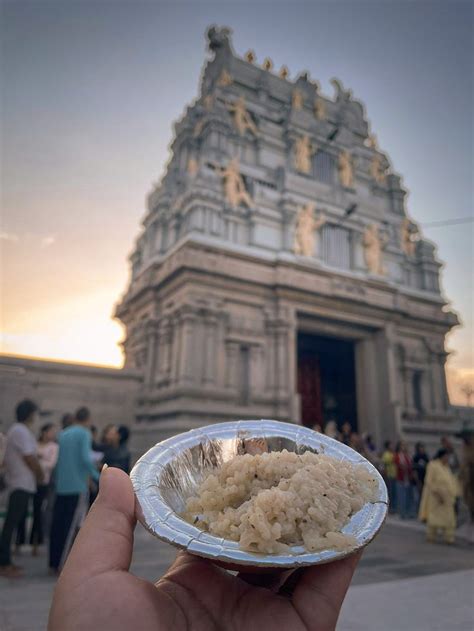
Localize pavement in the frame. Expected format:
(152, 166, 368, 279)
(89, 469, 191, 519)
(0, 521, 473, 631)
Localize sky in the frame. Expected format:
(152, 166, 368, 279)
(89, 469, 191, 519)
(0, 0, 472, 404)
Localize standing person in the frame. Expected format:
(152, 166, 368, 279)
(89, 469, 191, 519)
(30, 423, 58, 555)
(49, 407, 100, 574)
(324, 420, 339, 440)
(340, 422, 352, 446)
(419, 448, 460, 544)
(440, 436, 460, 474)
(61, 413, 74, 431)
(117, 425, 132, 474)
(458, 430, 474, 543)
(102, 425, 131, 473)
(15, 422, 59, 555)
(394, 441, 413, 519)
(381, 441, 397, 512)
(413, 442, 430, 510)
(0, 400, 43, 577)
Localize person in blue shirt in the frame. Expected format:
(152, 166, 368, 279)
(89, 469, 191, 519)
(49, 407, 100, 573)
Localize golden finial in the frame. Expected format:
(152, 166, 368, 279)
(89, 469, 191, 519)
(262, 57, 273, 71)
(279, 65, 289, 79)
(245, 50, 256, 63)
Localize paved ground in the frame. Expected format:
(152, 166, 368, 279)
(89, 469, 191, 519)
(0, 520, 473, 631)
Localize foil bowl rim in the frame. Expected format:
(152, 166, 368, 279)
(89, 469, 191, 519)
(130, 419, 389, 568)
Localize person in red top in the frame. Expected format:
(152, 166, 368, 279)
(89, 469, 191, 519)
(394, 440, 414, 519)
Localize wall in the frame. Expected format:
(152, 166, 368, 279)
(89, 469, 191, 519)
(0, 355, 142, 435)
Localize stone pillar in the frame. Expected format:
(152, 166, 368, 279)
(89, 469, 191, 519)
(178, 309, 197, 385)
(438, 353, 450, 411)
(250, 345, 264, 394)
(203, 314, 218, 385)
(225, 342, 239, 390)
(145, 320, 159, 387)
(280, 205, 297, 252)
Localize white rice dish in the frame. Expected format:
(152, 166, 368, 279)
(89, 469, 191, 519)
(183, 449, 379, 554)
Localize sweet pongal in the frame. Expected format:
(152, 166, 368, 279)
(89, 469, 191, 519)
(183, 449, 379, 554)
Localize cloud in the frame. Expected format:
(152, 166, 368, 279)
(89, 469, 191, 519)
(0, 232, 19, 243)
(40, 235, 56, 248)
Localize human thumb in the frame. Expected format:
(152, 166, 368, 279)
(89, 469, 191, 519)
(59, 466, 137, 587)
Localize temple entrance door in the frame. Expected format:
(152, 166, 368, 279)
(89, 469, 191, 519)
(297, 332, 358, 431)
(297, 354, 323, 428)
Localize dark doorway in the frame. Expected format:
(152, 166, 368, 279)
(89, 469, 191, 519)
(297, 333, 358, 431)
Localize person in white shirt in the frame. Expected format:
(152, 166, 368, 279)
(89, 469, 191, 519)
(16, 423, 59, 555)
(0, 400, 43, 577)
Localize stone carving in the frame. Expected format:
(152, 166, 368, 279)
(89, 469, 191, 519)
(401, 218, 419, 257)
(245, 50, 256, 63)
(294, 135, 316, 174)
(366, 133, 378, 149)
(338, 150, 354, 188)
(207, 26, 232, 55)
(292, 89, 304, 110)
(363, 223, 387, 275)
(217, 69, 233, 87)
(187, 157, 199, 177)
(262, 57, 273, 71)
(215, 157, 252, 208)
(293, 202, 326, 257)
(227, 96, 258, 136)
(330, 78, 352, 103)
(203, 94, 214, 111)
(279, 66, 289, 79)
(193, 118, 205, 137)
(370, 154, 387, 185)
(314, 97, 326, 121)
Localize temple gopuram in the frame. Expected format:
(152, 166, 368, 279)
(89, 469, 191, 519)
(115, 26, 459, 450)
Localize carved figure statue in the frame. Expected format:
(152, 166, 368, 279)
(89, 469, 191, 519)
(217, 69, 233, 87)
(203, 94, 214, 111)
(279, 66, 289, 79)
(370, 153, 386, 185)
(401, 218, 418, 257)
(330, 78, 352, 103)
(292, 89, 304, 110)
(215, 157, 252, 208)
(294, 135, 316, 174)
(245, 50, 256, 63)
(293, 202, 326, 257)
(187, 157, 199, 177)
(227, 96, 258, 136)
(338, 150, 354, 188)
(314, 97, 326, 121)
(363, 224, 387, 275)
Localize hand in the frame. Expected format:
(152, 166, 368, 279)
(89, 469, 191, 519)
(48, 467, 360, 631)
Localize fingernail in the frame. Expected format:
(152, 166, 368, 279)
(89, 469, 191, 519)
(101, 463, 108, 473)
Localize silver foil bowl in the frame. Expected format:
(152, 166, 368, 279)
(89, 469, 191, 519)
(131, 420, 388, 568)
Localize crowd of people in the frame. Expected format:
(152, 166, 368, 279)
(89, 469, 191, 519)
(314, 420, 472, 545)
(0, 399, 131, 578)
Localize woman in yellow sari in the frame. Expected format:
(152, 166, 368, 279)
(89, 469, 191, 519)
(419, 448, 460, 544)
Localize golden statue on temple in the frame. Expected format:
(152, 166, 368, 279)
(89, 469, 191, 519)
(217, 69, 233, 87)
(203, 94, 214, 111)
(245, 50, 256, 63)
(294, 135, 316, 175)
(293, 202, 326, 257)
(363, 224, 387, 275)
(401, 218, 418, 257)
(292, 89, 304, 110)
(227, 96, 258, 136)
(338, 150, 354, 188)
(279, 65, 289, 79)
(370, 154, 386, 185)
(187, 157, 199, 178)
(215, 157, 253, 208)
(314, 97, 326, 121)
